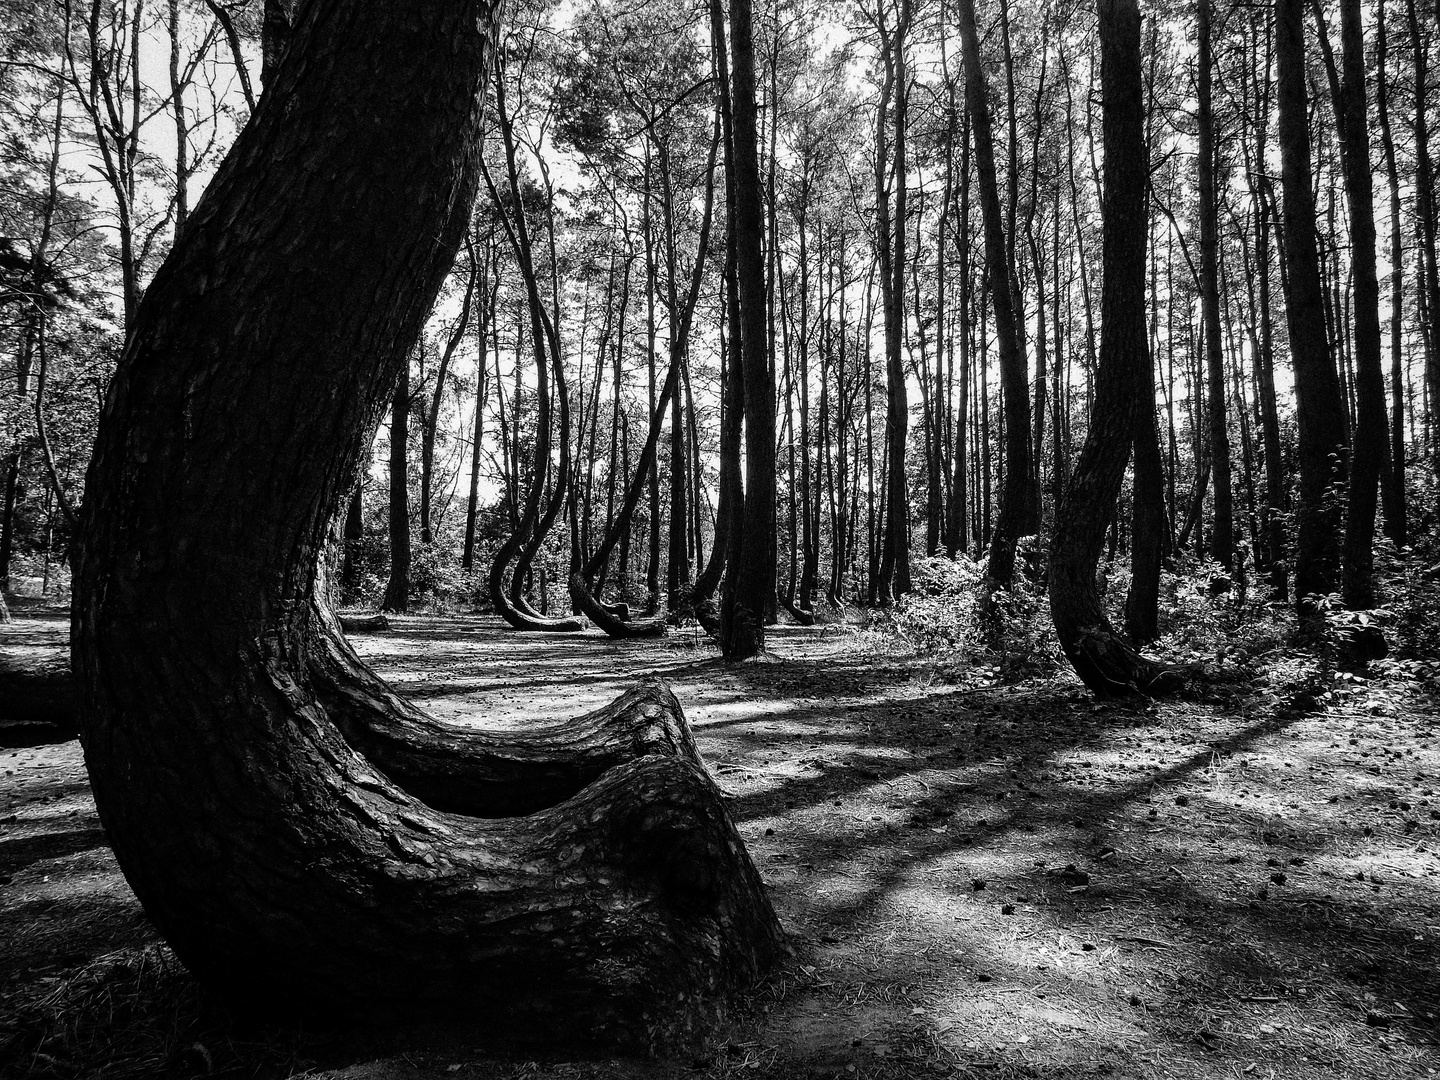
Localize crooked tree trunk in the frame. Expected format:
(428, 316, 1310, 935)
(481, 65, 581, 635)
(1049, 0, 1175, 698)
(567, 359, 679, 639)
(72, 0, 781, 1045)
(570, 116, 718, 640)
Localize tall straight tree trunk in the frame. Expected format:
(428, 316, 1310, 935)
(1337, 0, 1390, 609)
(864, 262, 879, 602)
(955, 0, 1031, 590)
(1376, 0, 1407, 548)
(1277, 0, 1349, 620)
(695, 0, 740, 612)
(421, 243, 478, 545)
(1411, 0, 1440, 504)
(797, 173, 818, 611)
(654, 141, 690, 608)
(73, 0, 781, 1041)
(1050, 0, 1171, 695)
(382, 364, 410, 613)
(1, 446, 20, 590)
(462, 246, 495, 572)
(874, 0, 913, 603)
(643, 153, 662, 611)
(948, 112, 971, 558)
(1125, 216, 1164, 645)
(1244, 13, 1288, 598)
(664, 164, 690, 608)
(341, 479, 363, 601)
(720, 0, 775, 658)
(1198, 0, 1233, 572)
(933, 96, 953, 556)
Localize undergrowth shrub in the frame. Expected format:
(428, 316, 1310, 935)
(879, 553, 1063, 680)
(872, 548, 1294, 684)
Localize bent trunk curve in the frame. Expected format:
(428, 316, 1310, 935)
(72, 0, 779, 1047)
(568, 573, 667, 638)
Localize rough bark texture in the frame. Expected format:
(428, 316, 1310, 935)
(1048, 0, 1175, 698)
(876, 0, 913, 604)
(1125, 399, 1164, 644)
(1198, 0, 1233, 572)
(1410, 0, 1440, 523)
(382, 369, 411, 614)
(955, 0, 1032, 590)
(720, 0, 775, 661)
(71, 0, 781, 1046)
(1277, 0, 1348, 619)
(1374, 0, 1406, 551)
(1337, 0, 1390, 610)
(569, 575, 667, 638)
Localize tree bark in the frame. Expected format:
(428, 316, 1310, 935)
(341, 479, 363, 602)
(421, 242, 478, 546)
(1277, 0, 1349, 620)
(1337, 0, 1391, 610)
(720, 0, 775, 660)
(1125, 366, 1165, 644)
(1375, 0, 1407, 549)
(260, 0, 293, 87)
(461, 242, 494, 572)
(480, 60, 581, 634)
(955, 0, 1032, 590)
(875, 0, 914, 604)
(71, 0, 781, 1044)
(1049, 0, 1174, 697)
(1198, 0, 1234, 572)
(381, 365, 411, 614)
(1410, 0, 1440, 515)
(1245, 15, 1288, 599)
(693, 0, 741, 617)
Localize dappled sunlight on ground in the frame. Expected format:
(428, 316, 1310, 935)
(2, 613, 1438, 1078)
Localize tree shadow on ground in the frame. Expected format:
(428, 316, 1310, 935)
(3, 615, 1437, 1079)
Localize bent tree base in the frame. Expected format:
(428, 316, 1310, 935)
(1048, 0, 1179, 702)
(72, 0, 780, 1050)
(570, 574, 668, 638)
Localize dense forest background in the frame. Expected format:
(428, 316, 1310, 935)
(2, 0, 1439, 673)
(6, 0, 1440, 1074)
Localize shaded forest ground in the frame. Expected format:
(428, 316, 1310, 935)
(2, 604, 1439, 1079)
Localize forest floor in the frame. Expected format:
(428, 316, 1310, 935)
(2, 602, 1440, 1079)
